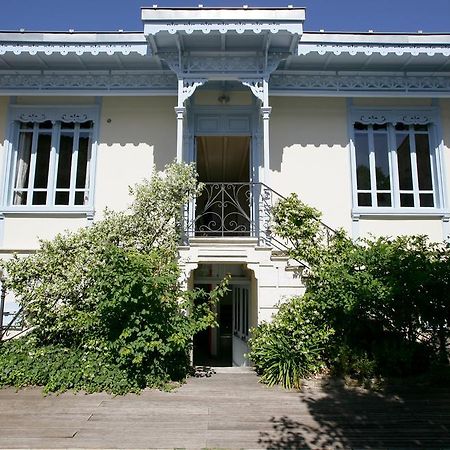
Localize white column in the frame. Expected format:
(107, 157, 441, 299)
(175, 78, 185, 163)
(261, 106, 272, 185)
(175, 106, 185, 163)
(261, 79, 271, 185)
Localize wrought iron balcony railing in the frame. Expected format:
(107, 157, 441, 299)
(182, 182, 336, 254)
(183, 182, 275, 245)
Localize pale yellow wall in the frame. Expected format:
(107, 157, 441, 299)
(2, 216, 88, 250)
(270, 96, 353, 232)
(352, 98, 432, 107)
(194, 90, 253, 106)
(359, 218, 443, 242)
(95, 96, 177, 214)
(16, 96, 97, 105)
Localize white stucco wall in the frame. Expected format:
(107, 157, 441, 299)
(95, 96, 177, 214)
(3, 216, 88, 250)
(270, 96, 353, 232)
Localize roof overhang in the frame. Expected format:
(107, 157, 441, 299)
(141, 7, 305, 75)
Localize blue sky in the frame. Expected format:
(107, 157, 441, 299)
(0, 0, 448, 33)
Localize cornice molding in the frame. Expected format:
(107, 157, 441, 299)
(297, 43, 450, 57)
(270, 73, 450, 94)
(144, 21, 302, 36)
(1, 70, 449, 96)
(0, 43, 149, 56)
(0, 71, 177, 92)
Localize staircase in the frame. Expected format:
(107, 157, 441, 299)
(179, 181, 335, 322)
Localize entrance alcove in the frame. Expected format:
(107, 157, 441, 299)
(192, 263, 256, 367)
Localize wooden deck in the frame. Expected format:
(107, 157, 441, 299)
(0, 369, 449, 449)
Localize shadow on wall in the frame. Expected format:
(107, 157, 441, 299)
(269, 97, 349, 174)
(100, 96, 177, 171)
(258, 379, 450, 449)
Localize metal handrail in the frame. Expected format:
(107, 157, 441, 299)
(182, 181, 337, 258)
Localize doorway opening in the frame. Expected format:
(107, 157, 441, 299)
(195, 136, 252, 236)
(193, 263, 252, 367)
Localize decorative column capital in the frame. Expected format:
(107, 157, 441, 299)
(261, 106, 272, 119)
(174, 106, 186, 119)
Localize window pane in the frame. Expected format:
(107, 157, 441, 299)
(354, 122, 368, 131)
(396, 133, 413, 190)
(80, 120, 93, 129)
(355, 133, 371, 190)
(75, 191, 87, 205)
(358, 193, 372, 206)
(61, 122, 75, 130)
(13, 191, 27, 205)
(55, 191, 70, 205)
(14, 131, 33, 190)
(374, 133, 390, 190)
(420, 193, 434, 207)
(56, 132, 73, 189)
(395, 123, 409, 131)
(33, 133, 51, 189)
(400, 193, 414, 207)
(39, 120, 52, 130)
(32, 191, 47, 205)
(76, 133, 91, 189)
(377, 193, 392, 207)
(415, 133, 432, 190)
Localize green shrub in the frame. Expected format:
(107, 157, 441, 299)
(248, 295, 333, 389)
(0, 162, 228, 394)
(251, 194, 450, 387)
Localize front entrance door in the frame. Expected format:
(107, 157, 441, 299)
(194, 136, 252, 237)
(232, 285, 250, 367)
(192, 264, 251, 367)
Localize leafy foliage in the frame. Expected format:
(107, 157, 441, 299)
(250, 194, 450, 388)
(248, 295, 333, 389)
(0, 162, 226, 394)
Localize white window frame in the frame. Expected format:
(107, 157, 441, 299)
(1, 105, 99, 213)
(349, 106, 447, 217)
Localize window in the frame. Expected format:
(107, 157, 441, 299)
(7, 108, 97, 208)
(233, 286, 249, 340)
(351, 109, 441, 210)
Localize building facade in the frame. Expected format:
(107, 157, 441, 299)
(1, 7, 450, 365)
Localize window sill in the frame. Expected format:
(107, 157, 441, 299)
(352, 208, 450, 219)
(0, 206, 94, 216)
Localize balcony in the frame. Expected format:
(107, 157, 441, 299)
(183, 182, 278, 246)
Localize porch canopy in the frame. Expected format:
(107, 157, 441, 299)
(0, 6, 448, 96)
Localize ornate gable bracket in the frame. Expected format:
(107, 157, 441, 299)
(179, 78, 207, 105)
(265, 52, 290, 76)
(10, 106, 99, 124)
(158, 52, 181, 74)
(241, 79, 265, 103)
(350, 108, 438, 126)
